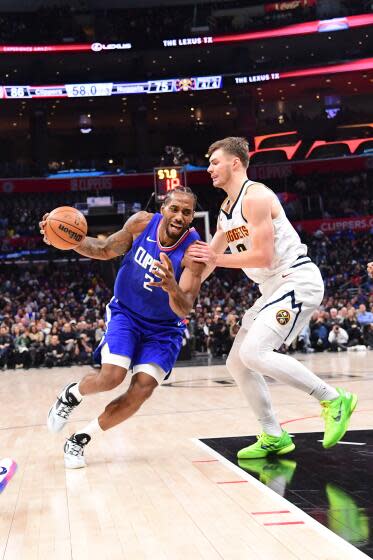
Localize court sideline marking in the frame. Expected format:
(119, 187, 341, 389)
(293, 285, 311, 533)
(192, 437, 371, 560)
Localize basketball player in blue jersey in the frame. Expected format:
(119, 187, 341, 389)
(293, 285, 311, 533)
(40, 187, 203, 468)
(189, 137, 357, 459)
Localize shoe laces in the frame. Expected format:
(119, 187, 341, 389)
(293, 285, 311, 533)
(320, 397, 340, 421)
(256, 432, 275, 445)
(67, 438, 84, 457)
(57, 398, 75, 419)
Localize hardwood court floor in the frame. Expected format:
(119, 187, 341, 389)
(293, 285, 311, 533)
(0, 351, 372, 560)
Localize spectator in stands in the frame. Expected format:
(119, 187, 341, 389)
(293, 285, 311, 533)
(94, 319, 106, 344)
(328, 324, 348, 352)
(357, 304, 373, 326)
(59, 322, 77, 364)
(28, 323, 45, 367)
(310, 311, 330, 351)
(210, 316, 230, 357)
(0, 325, 14, 370)
(364, 324, 373, 349)
(44, 334, 69, 368)
(329, 308, 344, 325)
(13, 324, 31, 369)
(74, 333, 93, 365)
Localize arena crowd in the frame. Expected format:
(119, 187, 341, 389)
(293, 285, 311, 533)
(0, 229, 372, 369)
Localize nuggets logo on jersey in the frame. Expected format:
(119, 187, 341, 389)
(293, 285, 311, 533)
(276, 309, 291, 325)
(225, 225, 249, 244)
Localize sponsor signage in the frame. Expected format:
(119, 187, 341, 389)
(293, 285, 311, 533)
(0, 14, 371, 54)
(293, 215, 373, 234)
(0, 155, 370, 194)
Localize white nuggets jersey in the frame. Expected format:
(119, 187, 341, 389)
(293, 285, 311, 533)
(218, 180, 308, 285)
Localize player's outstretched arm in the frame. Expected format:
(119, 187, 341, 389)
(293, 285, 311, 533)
(40, 211, 152, 260)
(148, 253, 204, 318)
(188, 193, 274, 269)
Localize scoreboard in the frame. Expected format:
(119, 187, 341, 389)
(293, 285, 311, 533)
(0, 76, 222, 99)
(153, 166, 186, 202)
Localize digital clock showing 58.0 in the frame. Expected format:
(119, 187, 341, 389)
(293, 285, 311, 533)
(153, 166, 186, 201)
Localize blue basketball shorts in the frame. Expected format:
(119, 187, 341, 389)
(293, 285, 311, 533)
(94, 297, 184, 378)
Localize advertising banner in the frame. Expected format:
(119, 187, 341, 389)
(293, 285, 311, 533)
(293, 215, 373, 234)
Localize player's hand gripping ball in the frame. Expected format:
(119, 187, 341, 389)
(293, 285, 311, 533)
(40, 206, 87, 250)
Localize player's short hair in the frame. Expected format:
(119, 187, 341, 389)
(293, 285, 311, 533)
(207, 137, 250, 169)
(163, 186, 197, 210)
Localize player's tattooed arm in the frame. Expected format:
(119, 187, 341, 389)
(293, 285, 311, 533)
(148, 253, 204, 317)
(74, 211, 153, 260)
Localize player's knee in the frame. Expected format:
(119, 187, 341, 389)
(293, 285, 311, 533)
(238, 338, 267, 371)
(98, 366, 126, 391)
(130, 378, 157, 402)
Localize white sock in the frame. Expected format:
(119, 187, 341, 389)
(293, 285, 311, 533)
(259, 414, 283, 437)
(310, 384, 339, 402)
(69, 382, 83, 402)
(75, 418, 102, 439)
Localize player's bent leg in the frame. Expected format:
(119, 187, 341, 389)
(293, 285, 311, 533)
(48, 362, 128, 434)
(98, 372, 158, 431)
(64, 367, 162, 469)
(79, 362, 128, 395)
(238, 321, 357, 449)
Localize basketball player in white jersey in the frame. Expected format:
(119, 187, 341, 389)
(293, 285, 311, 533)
(368, 262, 373, 278)
(188, 137, 357, 459)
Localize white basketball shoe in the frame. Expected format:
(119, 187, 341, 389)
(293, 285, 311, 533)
(47, 383, 81, 433)
(64, 433, 91, 469)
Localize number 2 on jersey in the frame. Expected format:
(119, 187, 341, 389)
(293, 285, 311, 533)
(144, 273, 154, 292)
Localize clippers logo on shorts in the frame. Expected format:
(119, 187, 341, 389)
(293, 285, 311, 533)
(276, 309, 291, 325)
(225, 225, 249, 244)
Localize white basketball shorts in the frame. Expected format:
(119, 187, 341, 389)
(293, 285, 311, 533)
(241, 261, 324, 347)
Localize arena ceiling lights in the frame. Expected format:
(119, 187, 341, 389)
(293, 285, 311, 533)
(0, 14, 371, 54)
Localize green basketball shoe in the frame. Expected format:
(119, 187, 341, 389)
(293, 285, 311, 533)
(237, 430, 295, 460)
(321, 387, 358, 449)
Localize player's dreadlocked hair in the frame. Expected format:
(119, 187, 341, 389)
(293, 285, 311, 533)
(163, 186, 197, 209)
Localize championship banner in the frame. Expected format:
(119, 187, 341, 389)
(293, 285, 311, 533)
(293, 215, 373, 234)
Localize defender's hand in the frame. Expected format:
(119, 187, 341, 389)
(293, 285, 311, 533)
(148, 253, 178, 293)
(187, 240, 217, 266)
(39, 212, 51, 245)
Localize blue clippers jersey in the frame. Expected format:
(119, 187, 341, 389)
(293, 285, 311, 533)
(114, 213, 200, 324)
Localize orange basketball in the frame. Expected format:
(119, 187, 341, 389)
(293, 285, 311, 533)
(45, 206, 87, 250)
